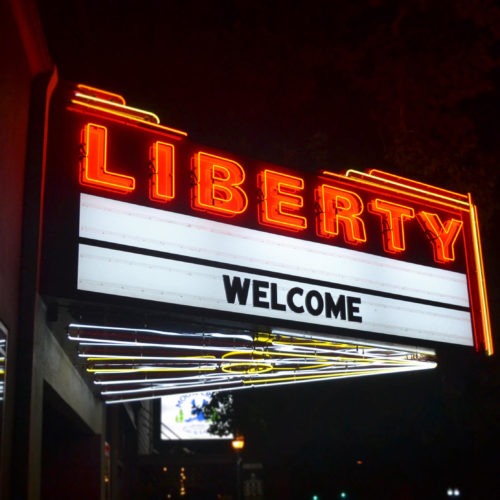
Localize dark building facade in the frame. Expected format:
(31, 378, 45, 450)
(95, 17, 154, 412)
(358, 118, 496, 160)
(0, 2, 108, 498)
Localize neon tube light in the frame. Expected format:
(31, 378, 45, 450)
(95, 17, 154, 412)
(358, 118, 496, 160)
(68, 323, 436, 403)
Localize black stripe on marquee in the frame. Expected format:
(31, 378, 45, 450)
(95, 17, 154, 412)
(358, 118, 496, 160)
(79, 237, 470, 313)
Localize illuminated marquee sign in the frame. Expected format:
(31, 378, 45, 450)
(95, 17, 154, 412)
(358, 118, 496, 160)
(41, 84, 493, 355)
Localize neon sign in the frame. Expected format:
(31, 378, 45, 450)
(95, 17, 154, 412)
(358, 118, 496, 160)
(80, 123, 135, 193)
(77, 120, 465, 265)
(40, 83, 493, 356)
(367, 199, 414, 253)
(316, 184, 367, 245)
(192, 151, 248, 216)
(416, 211, 463, 263)
(149, 141, 175, 203)
(258, 169, 307, 231)
(67, 323, 437, 404)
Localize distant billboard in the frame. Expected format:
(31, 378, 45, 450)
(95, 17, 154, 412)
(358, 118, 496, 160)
(41, 83, 493, 355)
(160, 391, 231, 441)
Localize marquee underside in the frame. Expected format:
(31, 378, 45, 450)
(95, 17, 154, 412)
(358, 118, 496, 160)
(68, 324, 437, 404)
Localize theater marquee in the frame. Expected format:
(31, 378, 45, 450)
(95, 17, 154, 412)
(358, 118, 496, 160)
(41, 83, 493, 358)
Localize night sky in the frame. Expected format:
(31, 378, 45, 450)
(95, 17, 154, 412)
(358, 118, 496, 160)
(38, 1, 500, 497)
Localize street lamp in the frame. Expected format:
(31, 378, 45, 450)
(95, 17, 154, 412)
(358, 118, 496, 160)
(232, 435, 245, 452)
(231, 435, 245, 500)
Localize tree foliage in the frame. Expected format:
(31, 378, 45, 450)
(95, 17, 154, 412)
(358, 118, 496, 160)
(202, 392, 235, 437)
(334, 0, 500, 224)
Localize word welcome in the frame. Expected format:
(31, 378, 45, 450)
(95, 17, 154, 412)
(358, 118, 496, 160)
(222, 275, 362, 322)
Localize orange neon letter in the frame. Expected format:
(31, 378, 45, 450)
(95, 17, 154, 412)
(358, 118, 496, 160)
(368, 199, 415, 253)
(80, 123, 135, 193)
(258, 170, 307, 231)
(191, 152, 248, 216)
(316, 185, 366, 244)
(149, 141, 175, 202)
(417, 211, 463, 263)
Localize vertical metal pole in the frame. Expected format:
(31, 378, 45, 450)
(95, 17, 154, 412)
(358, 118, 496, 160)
(236, 454, 242, 500)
